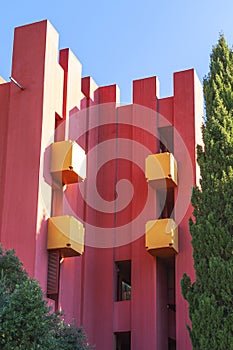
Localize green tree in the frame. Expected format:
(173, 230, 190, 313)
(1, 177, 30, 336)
(0, 246, 92, 349)
(52, 318, 92, 350)
(0, 278, 57, 349)
(181, 35, 233, 349)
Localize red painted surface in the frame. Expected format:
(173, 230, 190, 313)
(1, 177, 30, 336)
(114, 300, 131, 331)
(0, 82, 10, 240)
(0, 20, 203, 350)
(1, 21, 50, 277)
(159, 97, 173, 126)
(173, 69, 199, 350)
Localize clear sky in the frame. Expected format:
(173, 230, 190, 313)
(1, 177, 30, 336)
(1, 0, 233, 103)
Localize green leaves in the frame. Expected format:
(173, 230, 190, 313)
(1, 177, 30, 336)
(0, 246, 27, 293)
(181, 35, 233, 349)
(0, 247, 93, 350)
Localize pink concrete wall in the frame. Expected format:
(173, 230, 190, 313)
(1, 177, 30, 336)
(0, 20, 203, 350)
(0, 82, 10, 239)
(1, 21, 54, 277)
(173, 69, 203, 350)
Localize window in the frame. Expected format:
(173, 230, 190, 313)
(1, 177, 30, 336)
(115, 332, 131, 350)
(115, 260, 131, 301)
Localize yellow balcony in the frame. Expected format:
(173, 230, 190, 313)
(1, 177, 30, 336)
(50, 140, 86, 185)
(47, 216, 84, 257)
(145, 218, 178, 257)
(146, 152, 177, 189)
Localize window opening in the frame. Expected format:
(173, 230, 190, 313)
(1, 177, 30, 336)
(115, 260, 131, 301)
(115, 331, 131, 350)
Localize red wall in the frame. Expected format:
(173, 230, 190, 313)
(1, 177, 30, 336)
(0, 82, 10, 239)
(0, 20, 203, 350)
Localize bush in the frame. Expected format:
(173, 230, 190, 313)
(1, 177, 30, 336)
(0, 246, 92, 350)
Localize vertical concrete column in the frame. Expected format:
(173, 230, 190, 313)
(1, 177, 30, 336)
(59, 48, 83, 138)
(81, 84, 119, 349)
(1, 21, 64, 282)
(131, 77, 158, 350)
(0, 81, 10, 240)
(173, 69, 203, 350)
(56, 48, 85, 322)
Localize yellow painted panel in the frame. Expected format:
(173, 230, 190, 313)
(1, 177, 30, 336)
(145, 152, 177, 189)
(50, 140, 86, 185)
(47, 216, 84, 257)
(145, 218, 178, 257)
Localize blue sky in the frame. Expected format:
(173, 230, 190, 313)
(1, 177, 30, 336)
(1, 1, 233, 103)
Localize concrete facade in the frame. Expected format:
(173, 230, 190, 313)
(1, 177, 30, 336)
(0, 20, 203, 350)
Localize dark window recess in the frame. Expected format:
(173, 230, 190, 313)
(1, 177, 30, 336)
(167, 265, 175, 308)
(158, 188, 174, 219)
(115, 260, 131, 301)
(47, 250, 60, 309)
(168, 337, 176, 350)
(160, 141, 169, 153)
(115, 332, 131, 350)
(167, 262, 176, 348)
(159, 126, 174, 154)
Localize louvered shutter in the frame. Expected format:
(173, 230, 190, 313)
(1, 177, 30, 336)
(47, 250, 60, 295)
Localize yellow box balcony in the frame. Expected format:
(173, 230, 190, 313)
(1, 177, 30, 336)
(145, 218, 178, 257)
(145, 152, 177, 189)
(47, 216, 84, 257)
(50, 140, 86, 185)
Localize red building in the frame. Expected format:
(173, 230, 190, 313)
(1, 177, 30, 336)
(0, 20, 203, 349)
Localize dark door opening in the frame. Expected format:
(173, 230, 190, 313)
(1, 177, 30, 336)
(115, 331, 131, 350)
(168, 337, 176, 350)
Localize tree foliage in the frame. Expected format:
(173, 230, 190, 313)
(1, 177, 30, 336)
(0, 246, 92, 350)
(181, 35, 233, 349)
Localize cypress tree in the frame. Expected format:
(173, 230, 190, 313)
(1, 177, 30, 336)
(181, 35, 233, 349)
